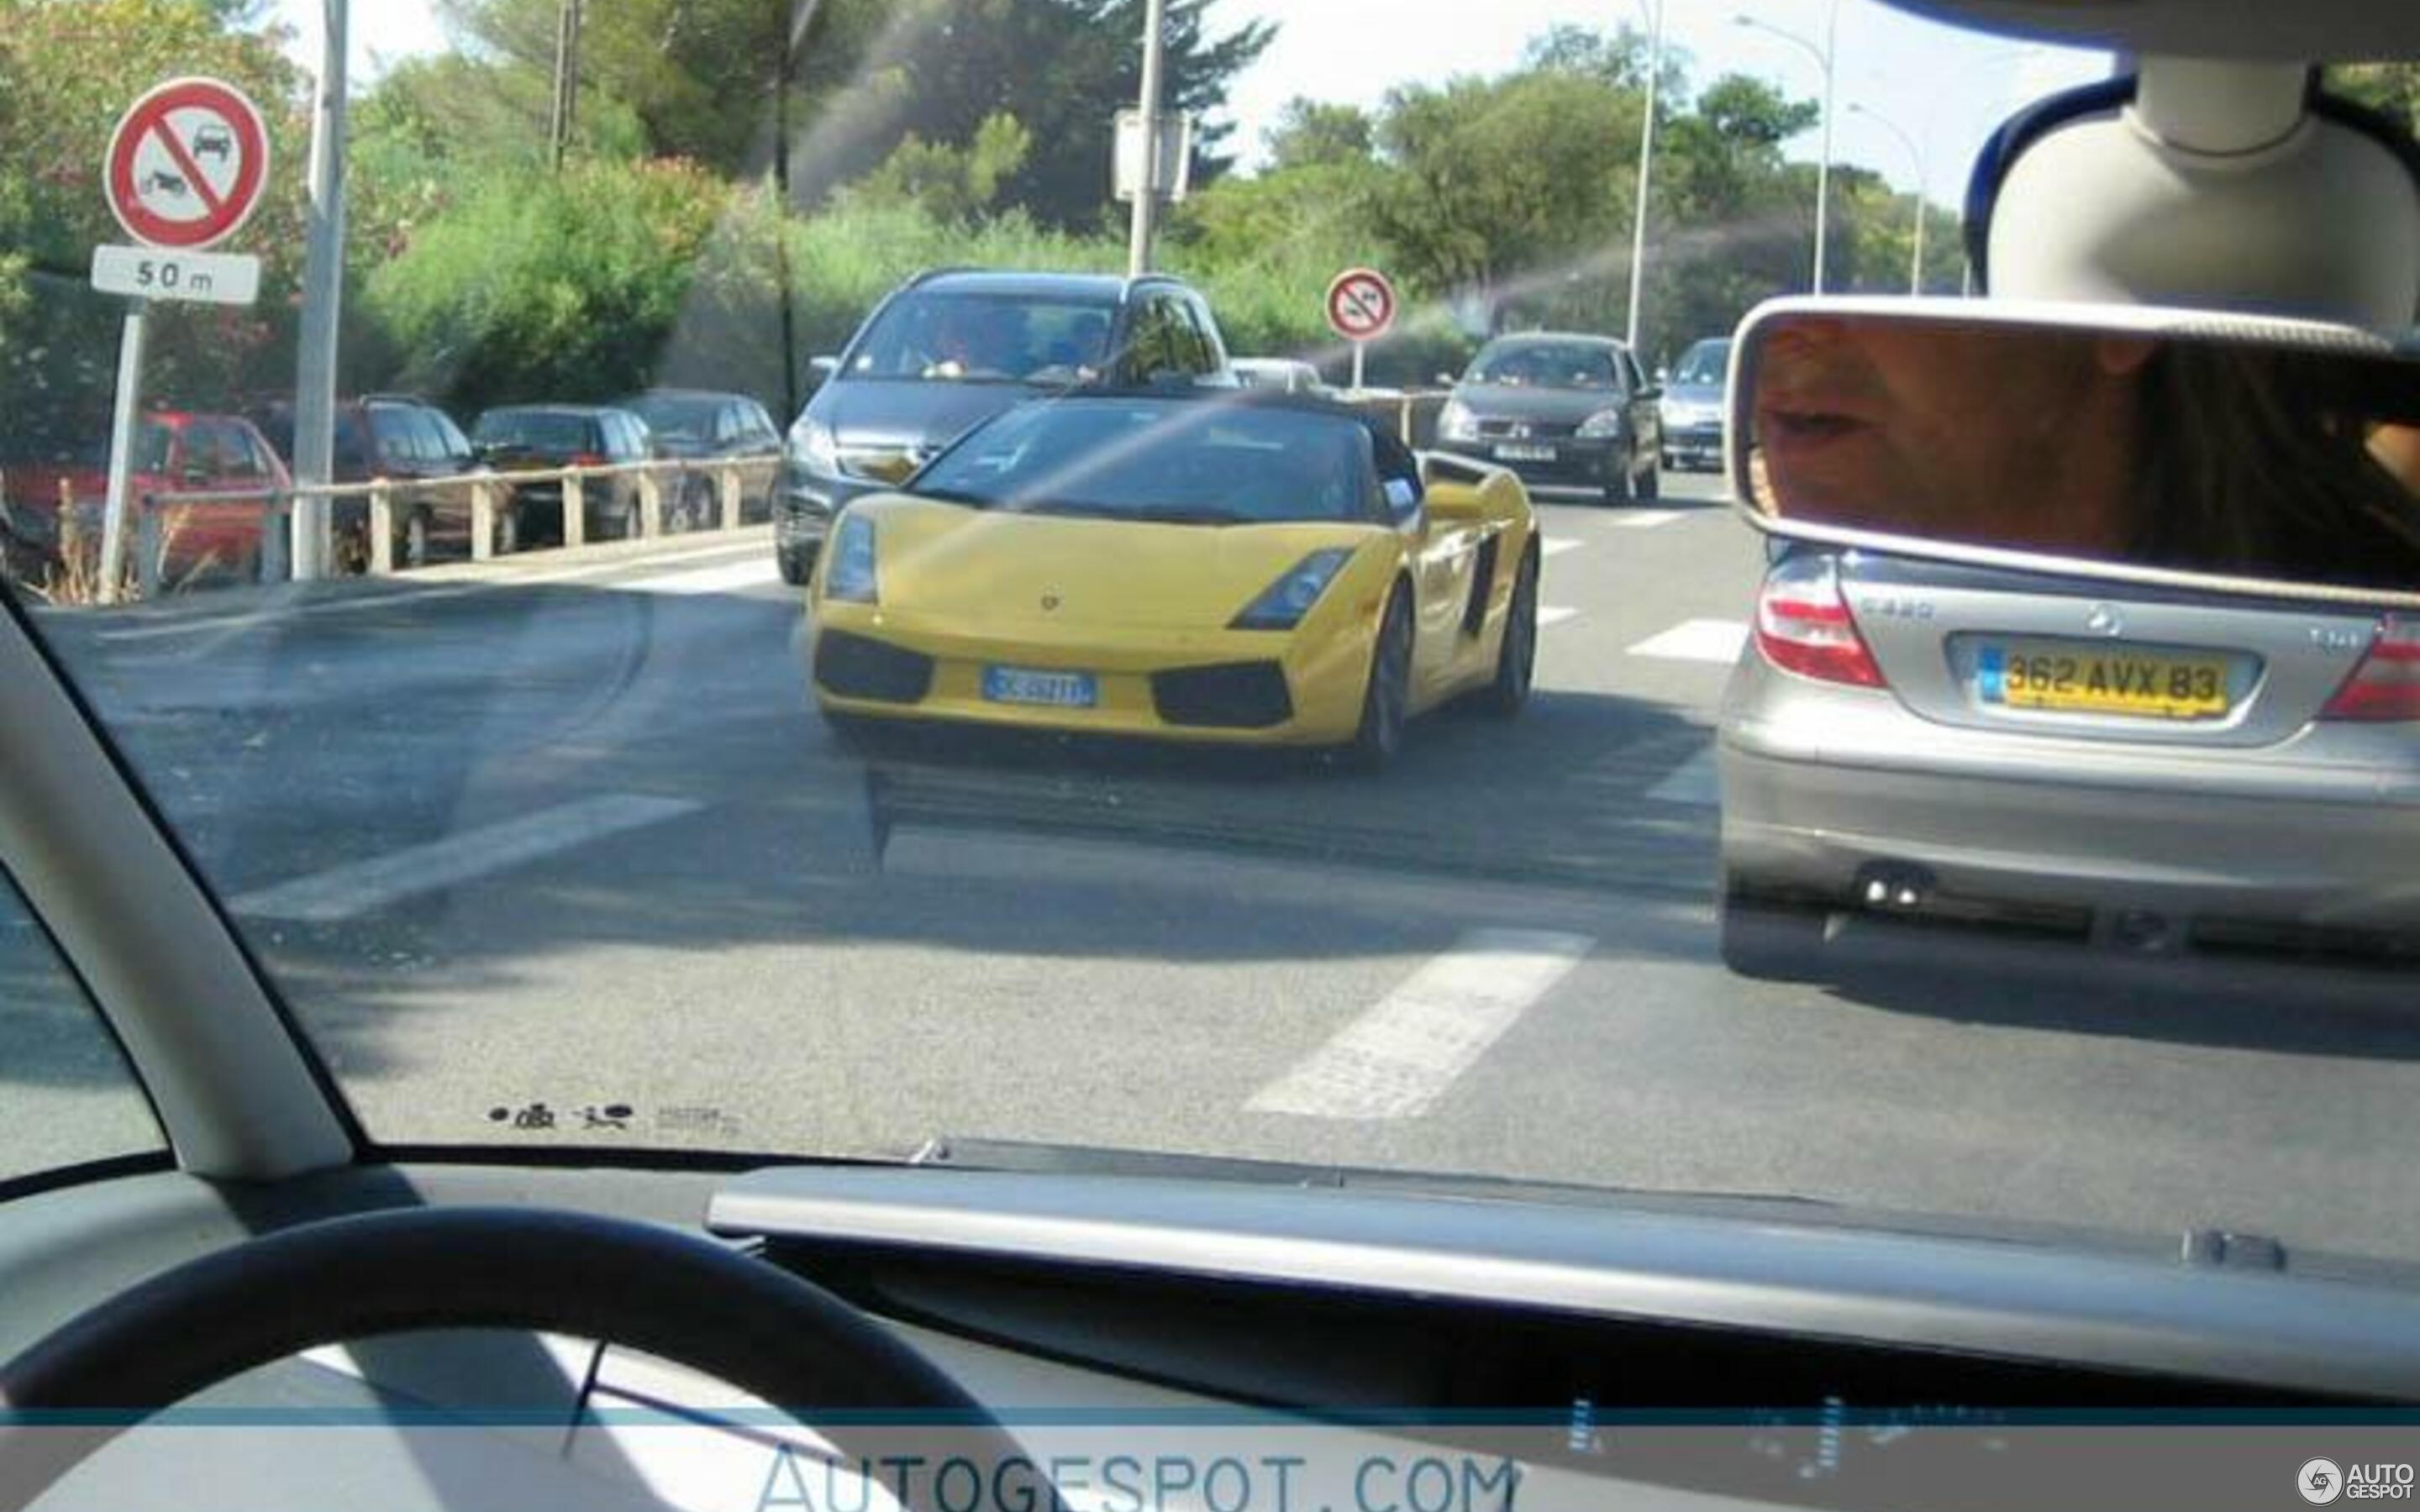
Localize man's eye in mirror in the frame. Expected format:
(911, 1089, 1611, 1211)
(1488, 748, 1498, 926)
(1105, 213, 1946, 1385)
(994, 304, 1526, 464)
(1736, 308, 2420, 596)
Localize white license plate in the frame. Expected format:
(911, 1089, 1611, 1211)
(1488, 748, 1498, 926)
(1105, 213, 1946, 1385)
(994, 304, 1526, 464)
(982, 666, 1097, 708)
(1495, 443, 1556, 462)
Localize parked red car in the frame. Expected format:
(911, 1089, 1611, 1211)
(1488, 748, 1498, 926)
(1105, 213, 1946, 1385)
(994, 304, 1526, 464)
(1, 411, 289, 591)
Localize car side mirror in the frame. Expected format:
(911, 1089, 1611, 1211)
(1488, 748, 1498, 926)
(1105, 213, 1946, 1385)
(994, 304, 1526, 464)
(1655, 366, 1670, 384)
(1434, 372, 1457, 387)
(805, 355, 840, 391)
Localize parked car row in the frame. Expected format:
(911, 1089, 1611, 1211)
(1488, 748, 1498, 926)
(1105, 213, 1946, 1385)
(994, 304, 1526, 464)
(0, 387, 788, 585)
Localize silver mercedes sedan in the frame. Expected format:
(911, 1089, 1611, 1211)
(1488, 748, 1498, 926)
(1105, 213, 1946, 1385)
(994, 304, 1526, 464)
(1717, 542, 2420, 978)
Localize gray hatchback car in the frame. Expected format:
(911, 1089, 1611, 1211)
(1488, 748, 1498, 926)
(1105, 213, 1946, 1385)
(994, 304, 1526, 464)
(1717, 541, 2420, 978)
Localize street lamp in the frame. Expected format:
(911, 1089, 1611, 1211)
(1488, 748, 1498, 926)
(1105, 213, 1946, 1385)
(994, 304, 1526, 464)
(1849, 102, 1927, 294)
(1623, 0, 1665, 358)
(1734, 0, 1840, 293)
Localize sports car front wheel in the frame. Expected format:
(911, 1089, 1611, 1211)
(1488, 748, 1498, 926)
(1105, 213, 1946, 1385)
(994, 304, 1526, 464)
(1344, 586, 1413, 774)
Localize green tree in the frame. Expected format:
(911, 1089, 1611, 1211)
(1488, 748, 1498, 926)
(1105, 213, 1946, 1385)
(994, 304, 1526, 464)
(1264, 98, 1375, 172)
(1369, 58, 1650, 332)
(433, 0, 1272, 228)
(846, 111, 1033, 221)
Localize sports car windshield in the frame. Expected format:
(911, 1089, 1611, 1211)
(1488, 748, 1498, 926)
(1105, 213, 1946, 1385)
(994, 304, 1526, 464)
(916, 400, 1374, 522)
(10, 0, 2420, 1281)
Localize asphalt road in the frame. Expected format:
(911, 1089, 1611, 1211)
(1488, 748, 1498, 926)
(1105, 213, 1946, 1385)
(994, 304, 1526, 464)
(11, 474, 2420, 1273)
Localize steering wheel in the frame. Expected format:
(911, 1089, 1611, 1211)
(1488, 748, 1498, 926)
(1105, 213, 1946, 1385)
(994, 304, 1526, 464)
(0, 1206, 1023, 1512)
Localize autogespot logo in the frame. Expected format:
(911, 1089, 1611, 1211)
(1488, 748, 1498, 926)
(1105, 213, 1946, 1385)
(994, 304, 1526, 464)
(2304, 1459, 2420, 1503)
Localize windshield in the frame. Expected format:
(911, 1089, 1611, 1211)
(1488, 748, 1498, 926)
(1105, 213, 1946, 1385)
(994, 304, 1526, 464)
(1470, 340, 1620, 389)
(915, 399, 1375, 522)
(623, 395, 723, 441)
(472, 411, 591, 451)
(18, 0, 2420, 1289)
(1672, 339, 1731, 386)
(847, 292, 1117, 383)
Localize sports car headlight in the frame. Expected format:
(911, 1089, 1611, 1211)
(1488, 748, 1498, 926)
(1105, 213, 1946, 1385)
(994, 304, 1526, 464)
(786, 415, 839, 479)
(824, 512, 878, 602)
(1437, 400, 1479, 443)
(1231, 549, 1355, 631)
(1576, 407, 1628, 439)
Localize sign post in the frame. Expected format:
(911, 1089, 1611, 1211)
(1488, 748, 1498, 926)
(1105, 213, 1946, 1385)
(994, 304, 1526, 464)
(1323, 267, 1398, 393)
(92, 76, 268, 602)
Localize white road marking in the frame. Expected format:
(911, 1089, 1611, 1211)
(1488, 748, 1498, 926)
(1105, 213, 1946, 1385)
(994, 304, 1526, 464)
(623, 558, 782, 596)
(1646, 747, 1721, 808)
(1627, 617, 1748, 664)
(230, 794, 702, 922)
(1542, 535, 1583, 558)
(1539, 606, 1579, 627)
(95, 541, 766, 643)
(1244, 928, 1592, 1121)
(1614, 508, 1686, 529)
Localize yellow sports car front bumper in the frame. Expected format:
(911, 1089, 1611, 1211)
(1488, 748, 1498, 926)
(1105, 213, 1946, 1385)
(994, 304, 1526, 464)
(808, 600, 1381, 747)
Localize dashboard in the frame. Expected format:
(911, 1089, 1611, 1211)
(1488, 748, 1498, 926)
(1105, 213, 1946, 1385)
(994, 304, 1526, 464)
(5, 1156, 2416, 1512)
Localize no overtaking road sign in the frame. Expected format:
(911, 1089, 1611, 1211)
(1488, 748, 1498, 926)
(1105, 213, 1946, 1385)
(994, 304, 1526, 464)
(104, 76, 270, 251)
(1325, 267, 1397, 344)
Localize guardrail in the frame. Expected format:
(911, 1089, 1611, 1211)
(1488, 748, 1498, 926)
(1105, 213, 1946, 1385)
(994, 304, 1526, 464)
(1343, 389, 1452, 450)
(118, 454, 781, 596)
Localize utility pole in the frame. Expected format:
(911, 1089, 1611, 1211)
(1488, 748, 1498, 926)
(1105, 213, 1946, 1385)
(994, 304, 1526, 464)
(775, 0, 809, 422)
(292, 0, 349, 581)
(550, 0, 583, 170)
(1125, 0, 1169, 278)
(1623, 0, 1664, 358)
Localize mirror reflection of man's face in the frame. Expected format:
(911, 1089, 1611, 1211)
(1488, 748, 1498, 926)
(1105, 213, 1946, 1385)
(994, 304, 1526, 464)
(1752, 318, 2155, 557)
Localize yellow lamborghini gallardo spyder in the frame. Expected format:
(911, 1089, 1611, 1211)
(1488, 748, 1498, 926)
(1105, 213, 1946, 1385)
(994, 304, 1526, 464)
(805, 389, 1540, 769)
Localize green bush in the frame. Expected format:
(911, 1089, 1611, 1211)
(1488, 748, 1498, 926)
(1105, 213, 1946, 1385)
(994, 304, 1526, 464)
(365, 158, 733, 416)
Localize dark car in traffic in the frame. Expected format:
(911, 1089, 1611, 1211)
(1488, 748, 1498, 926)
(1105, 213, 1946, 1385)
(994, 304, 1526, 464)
(1434, 332, 1663, 502)
(468, 404, 653, 549)
(250, 394, 485, 568)
(1658, 336, 1732, 472)
(776, 267, 1236, 584)
(617, 389, 784, 531)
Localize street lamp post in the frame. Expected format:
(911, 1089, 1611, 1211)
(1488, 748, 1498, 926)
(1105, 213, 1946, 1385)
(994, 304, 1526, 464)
(1735, 1, 1840, 293)
(1623, 0, 1664, 357)
(1849, 102, 1927, 294)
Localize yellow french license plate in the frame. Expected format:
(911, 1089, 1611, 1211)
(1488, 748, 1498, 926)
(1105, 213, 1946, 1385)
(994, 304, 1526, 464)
(1977, 639, 2233, 719)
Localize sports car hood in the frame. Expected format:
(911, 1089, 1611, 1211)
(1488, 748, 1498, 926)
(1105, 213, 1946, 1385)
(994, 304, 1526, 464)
(855, 497, 1381, 631)
(808, 379, 1036, 451)
(1450, 382, 1625, 424)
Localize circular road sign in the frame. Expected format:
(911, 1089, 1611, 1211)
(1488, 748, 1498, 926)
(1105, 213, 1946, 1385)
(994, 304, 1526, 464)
(105, 76, 271, 250)
(1325, 267, 1397, 343)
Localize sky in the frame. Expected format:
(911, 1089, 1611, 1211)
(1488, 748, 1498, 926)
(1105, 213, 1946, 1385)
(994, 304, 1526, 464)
(268, 0, 2112, 208)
